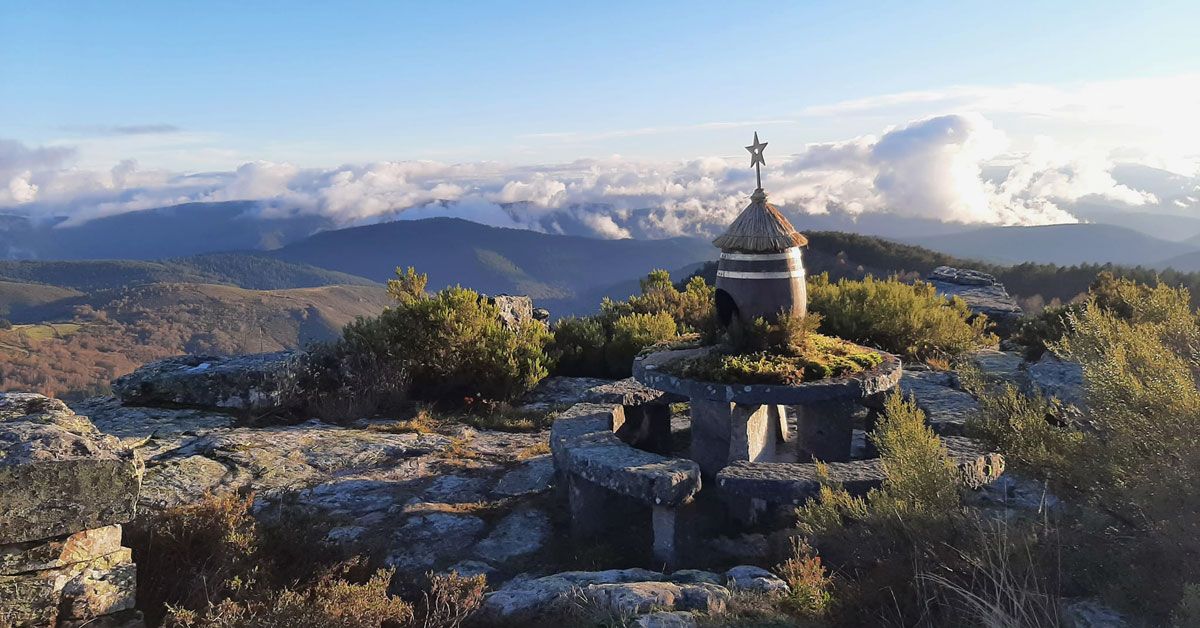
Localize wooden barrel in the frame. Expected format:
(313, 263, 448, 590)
(715, 246, 806, 327)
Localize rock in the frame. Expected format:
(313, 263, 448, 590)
(634, 611, 698, 628)
(423, 475, 489, 503)
(72, 396, 234, 440)
(492, 455, 555, 496)
(725, 565, 789, 593)
(585, 581, 683, 615)
(532, 307, 551, 322)
(473, 508, 551, 563)
(668, 569, 723, 585)
(927, 266, 1023, 329)
(446, 560, 496, 579)
(1027, 354, 1085, 408)
(1062, 598, 1127, 627)
(486, 295, 537, 330)
(0, 548, 136, 626)
(676, 583, 730, 613)
(112, 351, 305, 413)
(899, 369, 979, 436)
(702, 534, 770, 563)
(385, 513, 487, 572)
(0, 413, 143, 545)
(519, 376, 684, 412)
(0, 525, 124, 574)
(1, 392, 98, 434)
(481, 568, 666, 622)
(968, 349, 1025, 384)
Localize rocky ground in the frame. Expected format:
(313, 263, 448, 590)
(12, 343, 1096, 627)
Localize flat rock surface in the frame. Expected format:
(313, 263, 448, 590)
(519, 376, 684, 412)
(66, 396, 562, 579)
(899, 369, 978, 436)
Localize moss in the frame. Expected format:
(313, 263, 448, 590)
(662, 333, 883, 385)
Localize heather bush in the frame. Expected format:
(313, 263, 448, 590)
(311, 268, 552, 410)
(548, 270, 705, 377)
(604, 311, 678, 374)
(967, 383, 1083, 481)
(807, 273, 996, 361)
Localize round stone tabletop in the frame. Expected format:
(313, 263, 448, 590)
(632, 345, 902, 405)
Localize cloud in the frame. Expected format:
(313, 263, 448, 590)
(59, 124, 182, 136)
(0, 111, 1167, 238)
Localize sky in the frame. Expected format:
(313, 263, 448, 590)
(2, 1, 1199, 237)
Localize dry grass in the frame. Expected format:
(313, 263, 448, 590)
(367, 407, 439, 435)
(441, 434, 480, 461)
(399, 500, 505, 517)
(514, 441, 550, 461)
(417, 571, 487, 628)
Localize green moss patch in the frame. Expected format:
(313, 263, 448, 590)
(663, 334, 883, 385)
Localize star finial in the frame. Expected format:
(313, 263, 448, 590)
(745, 131, 767, 190)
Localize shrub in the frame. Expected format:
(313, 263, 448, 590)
(417, 571, 487, 628)
(605, 311, 678, 374)
(312, 270, 552, 411)
(547, 316, 607, 377)
(662, 332, 882, 385)
(548, 270, 713, 378)
(967, 384, 1084, 481)
(775, 538, 832, 618)
(1012, 303, 1082, 361)
(807, 273, 996, 361)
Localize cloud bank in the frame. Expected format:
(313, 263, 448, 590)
(1, 113, 1157, 239)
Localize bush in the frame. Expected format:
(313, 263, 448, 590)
(968, 383, 1083, 480)
(549, 270, 704, 378)
(547, 316, 607, 377)
(775, 538, 832, 618)
(807, 273, 996, 361)
(310, 269, 552, 411)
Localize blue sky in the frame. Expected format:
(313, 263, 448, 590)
(4, 1, 1197, 168)
(1, 1, 1197, 233)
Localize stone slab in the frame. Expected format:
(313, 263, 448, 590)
(112, 351, 304, 413)
(0, 525, 123, 575)
(0, 421, 143, 544)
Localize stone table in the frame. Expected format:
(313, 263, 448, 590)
(633, 346, 902, 475)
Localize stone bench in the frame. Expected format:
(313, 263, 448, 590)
(716, 435, 1004, 523)
(549, 403, 702, 565)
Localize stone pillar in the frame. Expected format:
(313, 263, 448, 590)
(690, 400, 781, 476)
(651, 506, 677, 568)
(792, 399, 857, 462)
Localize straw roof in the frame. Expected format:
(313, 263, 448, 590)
(712, 190, 808, 252)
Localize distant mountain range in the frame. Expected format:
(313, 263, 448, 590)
(900, 223, 1200, 268)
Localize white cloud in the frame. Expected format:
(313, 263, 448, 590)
(1, 110, 1173, 239)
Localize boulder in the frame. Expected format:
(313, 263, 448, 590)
(0, 525, 124, 575)
(725, 565, 789, 593)
(899, 369, 979, 436)
(0, 548, 136, 626)
(927, 266, 1023, 330)
(0, 410, 143, 545)
(1027, 354, 1085, 408)
(486, 294, 538, 330)
(112, 351, 305, 413)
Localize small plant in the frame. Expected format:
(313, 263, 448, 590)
(417, 571, 487, 628)
(776, 538, 833, 618)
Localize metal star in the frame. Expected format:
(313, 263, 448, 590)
(745, 132, 767, 168)
(745, 132, 767, 190)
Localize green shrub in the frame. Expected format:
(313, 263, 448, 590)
(605, 311, 677, 374)
(547, 316, 607, 377)
(1012, 303, 1082, 361)
(967, 383, 1084, 481)
(662, 332, 882, 385)
(313, 270, 552, 409)
(807, 273, 996, 361)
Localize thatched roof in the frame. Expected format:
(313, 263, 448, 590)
(712, 190, 808, 252)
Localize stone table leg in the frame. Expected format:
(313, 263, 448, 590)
(793, 399, 857, 462)
(690, 400, 781, 476)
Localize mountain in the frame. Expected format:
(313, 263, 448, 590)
(0, 283, 390, 398)
(0, 253, 375, 295)
(267, 217, 718, 314)
(0, 201, 334, 260)
(900, 223, 1199, 267)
